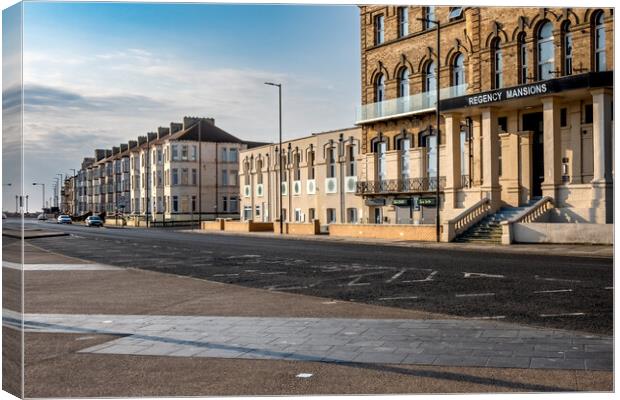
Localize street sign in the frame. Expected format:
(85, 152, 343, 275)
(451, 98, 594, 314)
(392, 198, 411, 206)
(365, 198, 386, 206)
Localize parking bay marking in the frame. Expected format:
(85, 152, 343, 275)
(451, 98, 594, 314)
(533, 289, 573, 294)
(463, 272, 505, 279)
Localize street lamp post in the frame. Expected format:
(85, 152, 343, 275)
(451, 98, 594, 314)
(418, 16, 442, 242)
(69, 169, 77, 216)
(264, 82, 283, 235)
(56, 173, 64, 211)
(32, 183, 45, 214)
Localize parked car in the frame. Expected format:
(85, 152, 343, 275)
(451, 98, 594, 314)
(2, 213, 7, 219)
(37, 213, 48, 221)
(85, 215, 103, 227)
(57, 215, 72, 224)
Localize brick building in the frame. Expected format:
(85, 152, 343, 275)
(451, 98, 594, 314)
(357, 6, 613, 239)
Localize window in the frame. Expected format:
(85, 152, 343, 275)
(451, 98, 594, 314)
(230, 170, 238, 186)
(347, 208, 358, 224)
(256, 160, 263, 184)
(498, 117, 508, 133)
(518, 33, 528, 84)
(191, 146, 197, 161)
(308, 208, 315, 221)
(293, 153, 301, 181)
(171, 145, 178, 161)
(398, 68, 409, 97)
(491, 38, 503, 89)
(594, 12, 606, 72)
(308, 151, 315, 179)
(157, 149, 162, 163)
(347, 145, 356, 176)
(560, 108, 568, 127)
(157, 170, 162, 186)
(423, 6, 435, 30)
(222, 196, 228, 212)
(327, 147, 336, 178)
(221, 147, 227, 162)
(424, 61, 436, 92)
(294, 208, 302, 222)
(583, 104, 593, 124)
(374, 14, 384, 45)
(449, 7, 463, 21)
(191, 196, 196, 212)
(230, 196, 238, 212)
(424, 133, 437, 178)
(172, 168, 178, 185)
(397, 136, 410, 180)
(181, 145, 188, 160)
(229, 148, 238, 163)
(222, 169, 228, 186)
(172, 196, 178, 212)
(537, 21, 555, 80)
(192, 168, 197, 185)
(397, 7, 408, 37)
(452, 53, 465, 95)
(374, 140, 387, 181)
(562, 22, 573, 75)
(326, 208, 336, 224)
(181, 168, 188, 185)
(375, 74, 385, 102)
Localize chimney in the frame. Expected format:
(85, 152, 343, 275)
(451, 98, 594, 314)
(170, 122, 183, 134)
(128, 140, 137, 149)
(105, 149, 112, 158)
(137, 136, 147, 145)
(120, 143, 128, 152)
(147, 132, 157, 141)
(157, 127, 170, 139)
(112, 146, 120, 155)
(95, 149, 106, 161)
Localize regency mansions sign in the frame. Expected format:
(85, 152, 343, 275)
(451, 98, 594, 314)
(466, 83, 548, 106)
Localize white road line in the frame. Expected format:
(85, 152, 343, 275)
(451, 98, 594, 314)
(535, 275, 581, 283)
(533, 289, 573, 294)
(259, 272, 287, 275)
(386, 269, 406, 283)
(3, 262, 119, 271)
(539, 312, 586, 318)
(604, 287, 613, 290)
(455, 293, 495, 298)
(467, 316, 506, 320)
(227, 254, 261, 259)
(378, 296, 419, 301)
(213, 273, 239, 277)
(463, 272, 505, 279)
(402, 270, 437, 283)
(347, 272, 384, 287)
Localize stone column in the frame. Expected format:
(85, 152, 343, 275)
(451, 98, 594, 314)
(471, 115, 483, 186)
(518, 132, 533, 205)
(590, 88, 613, 223)
(443, 112, 462, 208)
(568, 103, 582, 184)
(541, 96, 561, 200)
(481, 107, 501, 209)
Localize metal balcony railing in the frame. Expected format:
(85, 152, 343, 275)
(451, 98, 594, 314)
(356, 84, 468, 124)
(356, 177, 445, 195)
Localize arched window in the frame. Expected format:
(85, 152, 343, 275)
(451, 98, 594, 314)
(307, 150, 315, 179)
(424, 61, 436, 92)
(537, 21, 555, 80)
(243, 160, 250, 185)
(491, 38, 503, 89)
(256, 159, 263, 185)
(326, 147, 336, 178)
(375, 74, 385, 102)
(396, 135, 411, 181)
(293, 152, 301, 181)
(452, 53, 465, 95)
(397, 68, 409, 97)
(593, 12, 606, 72)
(373, 139, 387, 181)
(518, 33, 528, 84)
(420, 130, 437, 178)
(562, 22, 573, 76)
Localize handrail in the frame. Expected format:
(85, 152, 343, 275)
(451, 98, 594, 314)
(447, 197, 491, 236)
(507, 196, 554, 224)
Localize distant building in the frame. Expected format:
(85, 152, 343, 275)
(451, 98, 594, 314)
(74, 117, 265, 222)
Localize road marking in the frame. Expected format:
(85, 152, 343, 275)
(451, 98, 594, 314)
(467, 316, 506, 320)
(464, 272, 505, 279)
(347, 272, 385, 287)
(378, 296, 419, 301)
(2, 262, 119, 271)
(539, 312, 586, 318)
(265, 285, 308, 291)
(213, 273, 239, 277)
(535, 275, 581, 283)
(227, 254, 261, 259)
(533, 289, 573, 294)
(296, 373, 313, 378)
(604, 287, 613, 290)
(259, 272, 287, 275)
(386, 269, 406, 283)
(455, 293, 495, 298)
(402, 270, 437, 283)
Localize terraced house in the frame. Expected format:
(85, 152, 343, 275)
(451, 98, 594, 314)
(74, 117, 262, 224)
(357, 6, 613, 242)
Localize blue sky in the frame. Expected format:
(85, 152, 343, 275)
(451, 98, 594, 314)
(3, 2, 360, 212)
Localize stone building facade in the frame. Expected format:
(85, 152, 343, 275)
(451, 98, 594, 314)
(357, 6, 613, 225)
(75, 117, 263, 223)
(238, 127, 365, 225)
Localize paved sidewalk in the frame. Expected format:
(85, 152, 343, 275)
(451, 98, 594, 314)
(184, 229, 613, 258)
(4, 310, 612, 371)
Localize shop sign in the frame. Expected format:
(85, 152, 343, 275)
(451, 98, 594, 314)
(365, 198, 386, 206)
(392, 198, 411, 207)
(419, 197, 437, 207)
(466, 83, 548, 107)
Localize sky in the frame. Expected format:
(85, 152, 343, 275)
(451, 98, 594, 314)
(3, 1, 360, 212)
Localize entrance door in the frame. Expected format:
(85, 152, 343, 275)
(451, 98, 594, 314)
(374, 208, 382, 224)
(522, 112, 544, 198)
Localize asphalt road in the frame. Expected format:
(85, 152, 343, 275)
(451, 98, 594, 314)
(10, 219, 613, 334)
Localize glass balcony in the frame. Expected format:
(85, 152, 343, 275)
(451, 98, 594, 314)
(356, 84, 468, 124)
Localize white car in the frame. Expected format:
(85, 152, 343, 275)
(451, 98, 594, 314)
(57, 215, 72, 224)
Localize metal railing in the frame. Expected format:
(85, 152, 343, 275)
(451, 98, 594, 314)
(356, 84, 468, 123)
(356, 176, 445, 195)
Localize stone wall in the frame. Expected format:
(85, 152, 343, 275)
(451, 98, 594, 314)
(513, 222, 612, 244)
(329, 223, 438, 241)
